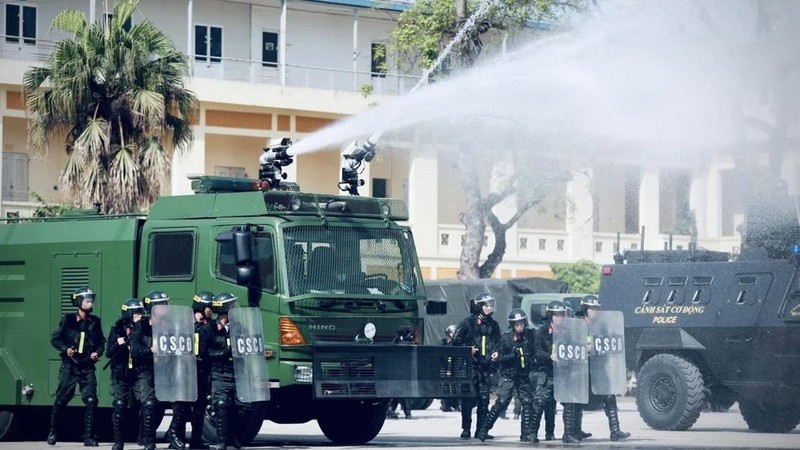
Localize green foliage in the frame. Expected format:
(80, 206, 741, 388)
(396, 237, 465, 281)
(550, 259, 600, 294)
(360, 83, 375, 98)
(23, 0, 198, 214)
(30, 192, 71, 218)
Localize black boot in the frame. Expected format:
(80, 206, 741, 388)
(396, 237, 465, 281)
(142, 401, 157, 450)
(166, 404, 187, 449)
(460, 404, 472, 439)
(544, 401, 556, 440)
(214, 403, 229, 450)
(561, 404, 579, 444)
(112, 401, 125, 450)
(477, 404, 502, 441)
(525, 404, 540, 443)
(83, 400, 99, 447)
(575, 406, 592, 440)
(474, 396, 492, 439)
(190, 408, 210, 449)
(47, 404, 61, 446)
(520, 403, 536, 442)
(606, 397, 631, 441)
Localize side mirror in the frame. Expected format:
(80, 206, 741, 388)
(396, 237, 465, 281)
(216, 230, 253, 265)
(236, 266, 254, 286)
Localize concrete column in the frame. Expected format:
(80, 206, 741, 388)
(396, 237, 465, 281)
(187, 0, 193, 75)
(279, 0, 287, 86)
(352, 9, 359, 91)
(638, 166, 661, 250)
(408, 149, 438, 256)
(89, 0, 96, 23)
(566, 169, 594, 261)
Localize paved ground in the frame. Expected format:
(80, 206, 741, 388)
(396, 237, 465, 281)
(3, 397, 798, 449)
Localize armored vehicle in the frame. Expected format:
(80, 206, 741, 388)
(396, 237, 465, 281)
(599, 186, 800, 433)
(0, 172, 471, 444)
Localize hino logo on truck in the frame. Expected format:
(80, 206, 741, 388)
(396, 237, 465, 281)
(309, 324, 336, 331)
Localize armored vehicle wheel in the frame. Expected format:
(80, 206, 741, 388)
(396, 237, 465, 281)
(202, 401, 265, 446)
(0, 409, 19, 440)
(636, 354, 704, 431)
(739, 399, 800, 433)
(409, 398, 433, 410)
(317, 400, 387, 444)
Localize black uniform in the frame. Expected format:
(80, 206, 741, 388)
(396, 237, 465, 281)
(187, 317, 213, 448)
(207, 321, 242, 449)
(531, 322, 556, 441)
(452, 314, 501, 439)
(129, 320, 159, 450)
(49, 312, 106, 445)
(479, 328, 537, 441)
(105, 317, 139, 450)
(438, 337, 459, 412)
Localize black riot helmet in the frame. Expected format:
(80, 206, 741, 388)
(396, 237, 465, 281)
(193, 291, 215, 314)
(143, 290, 170, 314)
(507, 308, 528, 329)
(545, 300, 567, 321)
(121, 298, 145, 321)
(580, 294, 601, 315)
(72, 287, 96, 311)
(211, 292, 238, 314)
(470, 292, 496, 317)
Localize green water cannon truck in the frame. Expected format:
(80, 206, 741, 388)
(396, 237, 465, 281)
(0, 138, 472, 444)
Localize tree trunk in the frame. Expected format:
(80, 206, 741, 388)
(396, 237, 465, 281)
(458, 150, 485, 279)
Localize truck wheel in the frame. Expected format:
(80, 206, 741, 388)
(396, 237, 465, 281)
(409, 398, 433, 410)
(635, 353, 704, 431)
(0, 409, 19, 440)
(202, 401, 265, 446)
(739, 400, 800, 433)
(317, 400, 387, 444)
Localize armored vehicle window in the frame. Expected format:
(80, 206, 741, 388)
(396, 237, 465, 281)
(642, 289, 652, 304)
(644, 277, 662, 286)
(691, 289, 702, 303)
(216, 232, 275, 292)
(693, 276, 712, 286)
(147, 230, 196, 281)
(284, 226, 420, 297)
(668, 277, 687, 286)
(738, 276, 757, 286)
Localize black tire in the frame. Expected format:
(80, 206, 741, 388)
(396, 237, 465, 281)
(317, 401, 387, 444)
(0, 409, 19, 441)
(409, 398, 433, 410)
(202, 401, 265, 446)
(739, 400, 800, 433)
(635, 353, 704, 431)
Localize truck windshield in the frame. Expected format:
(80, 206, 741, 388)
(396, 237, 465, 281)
(284, 226, 420, 297)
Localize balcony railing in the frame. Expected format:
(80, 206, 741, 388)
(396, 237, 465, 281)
(1, 36, 421, 96)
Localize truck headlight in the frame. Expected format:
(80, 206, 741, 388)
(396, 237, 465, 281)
(293, 365, 313, 383)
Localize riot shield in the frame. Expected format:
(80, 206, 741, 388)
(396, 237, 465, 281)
(588, 310, 627, 395)
(152, 304, 197, 402)
(553, 317, 589, 404)
(229, 307, 270, 402)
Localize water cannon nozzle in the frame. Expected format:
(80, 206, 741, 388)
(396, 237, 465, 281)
(259, 137, 294, 190)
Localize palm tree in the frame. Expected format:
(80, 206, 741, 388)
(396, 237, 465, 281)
(23, 0, 198, 214)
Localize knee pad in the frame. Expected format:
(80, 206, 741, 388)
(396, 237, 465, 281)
(84, 396, 98, 407)
(214, 399, 229, 412)
(113, 399, 126, 410)
(144, 399, 158, 411)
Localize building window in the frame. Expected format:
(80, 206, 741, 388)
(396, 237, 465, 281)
(5, 4, 36, 44)
(262, 31, 278, 67)
(214, 166, 247, 178)
(538, 239, 546, 251)
(371, 43, 386, 78)
(557, 240, 565, 251)
(195, 25, 222, 63)
(103, 13, 131, 32)
(595, 241, 603, 253)
(520, 238, 527, 250)
(631, 243, 639, 250)
(1, 152, 29, 201)
(372, 178, 387, 198)
(441, 234, 449, 246)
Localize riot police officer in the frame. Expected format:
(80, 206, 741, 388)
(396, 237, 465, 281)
(530, 301, 562, 442)
(186, 291, 215, 449)
(206, 292, 240, 450)
(48, 287, 106, 447)
(106, 298, 146, 450)
(439, 325, 459, 412)
(477, 308, 536, 442)
(578, 295, 630, 442)
(452, 292, 501, 440)
(550, 300, 590, 444)
(130, 290, 172, 450)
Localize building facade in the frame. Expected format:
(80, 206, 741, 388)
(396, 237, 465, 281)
(2, 0, 796, 279)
